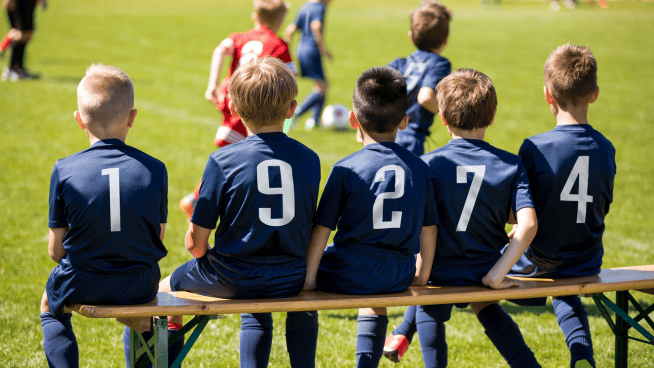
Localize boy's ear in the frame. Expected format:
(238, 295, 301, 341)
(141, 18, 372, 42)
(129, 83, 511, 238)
(544, 86, 556, 105)
(589, 86, 600, 104)
(74, 111, 85, 130)
(127, 109, 137, 128)
(285, 100, 297, 119)
(407, 30, 412, 40)
(398, 114, 409, 131)
(349, 110, 359, 129)
(229, 100, 240, 118)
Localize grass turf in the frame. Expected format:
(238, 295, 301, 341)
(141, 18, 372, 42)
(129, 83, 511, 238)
(1, 0, 653, 366)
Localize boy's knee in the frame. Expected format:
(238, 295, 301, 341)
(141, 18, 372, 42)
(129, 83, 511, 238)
(158, 275, 173, 292)
(41, 291, 50, 313)
(360, 307, 387, 316)
(471, 301, 498, 315)
(241, 313, 273, 331)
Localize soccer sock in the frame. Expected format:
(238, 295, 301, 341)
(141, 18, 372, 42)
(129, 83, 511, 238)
(10, 41, 26, 70)
(552, 296, 595, 368)
(296, 91, 323, 118)
(240, 313, 274, 368)
(476, 304, 541, 368)
(40, 312, 79, 368)
(415, 306, 447, 368)
(285, 311, 319, 368)
(393, 305, 418, 342)
(310, 94, 325, 124)
(355, 314, 388, 368)
(168, 323, 185, 366)
(0, 35, 11, 52)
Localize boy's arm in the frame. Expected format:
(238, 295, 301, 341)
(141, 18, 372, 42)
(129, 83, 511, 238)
(309, 20, 331, 61)
(160, 223, 166, 241)
(417, 87, 439, 114)
(48, 227, 69, 264)
(185, 223, 213, 258)
(414, 225, 437, 286)
(482, 207, 537, 289)
(205, 38, 234, 102)
(284, 24, 297, 44)
(303, 224, 332, 291)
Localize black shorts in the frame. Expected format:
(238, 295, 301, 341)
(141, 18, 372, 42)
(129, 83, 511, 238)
(7, 0, 38, 31)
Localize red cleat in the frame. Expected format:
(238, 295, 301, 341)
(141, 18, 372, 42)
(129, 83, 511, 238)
(383, 333, 410, 363)
(179, 194, 196, 223)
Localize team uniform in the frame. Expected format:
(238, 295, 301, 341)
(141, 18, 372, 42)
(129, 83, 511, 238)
(7, 0, 38, 31)
(388, 51, 451, 155)
(213, 26, 295, 147)
(314, 142, 438, 294)
(294, 1, 326, 80)
(3, 0, 39, 80)
(42, 139, 168, 367)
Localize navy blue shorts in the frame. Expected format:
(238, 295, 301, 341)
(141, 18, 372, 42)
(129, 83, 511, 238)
(507, 247, 603, 306)
(297, 45, 325, 81)
(46, 256, 160, 318)
(395, 131, 425, 156)
(170, 252, 306, 299)
(316, 243, 415, 295)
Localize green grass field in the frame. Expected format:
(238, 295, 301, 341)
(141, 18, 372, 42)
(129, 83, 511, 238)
(1, 0, 654, 366)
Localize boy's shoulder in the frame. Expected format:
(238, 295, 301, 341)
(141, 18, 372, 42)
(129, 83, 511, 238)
(424, 139, 520, 165)
(521, 124, 615, 155)
(56, 140, 165, 172)
(209, 133, 319, 165)
(335, 142, 428, 173)
(389, 50, 451, 76)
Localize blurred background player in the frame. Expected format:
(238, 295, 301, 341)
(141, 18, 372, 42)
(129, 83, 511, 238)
(40, 64, 169, 367)
(507, 44, 615, 368)
(285, 0, 331, 130)
(388, 0, 451, 156)
(2, 0, 45, 81)
(161, 58, 321, 368)
(384, 69, 540, 368)
(180, 0, 296, 220)
(304, 66, 438, 368)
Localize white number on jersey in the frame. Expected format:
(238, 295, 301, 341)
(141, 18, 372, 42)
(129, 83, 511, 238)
(239, 40, 264, 66)
(456, 165, 486, 232)
(101, 168, 121, 232)
(372, 165, 405, 229)
(403, 62, 426, 91)
(560, 156, 593, 223)
(257, 159, 295, 227)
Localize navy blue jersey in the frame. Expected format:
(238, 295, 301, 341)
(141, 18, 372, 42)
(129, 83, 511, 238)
(48, 139, 168, 274)
(294, 1, 325, 50)
(314, 142, 438, 255)
(519, 124, 616, 268)
(192, 132, 321, 261)
(389, 50, 451, 141)
(422, 139, 534, 266)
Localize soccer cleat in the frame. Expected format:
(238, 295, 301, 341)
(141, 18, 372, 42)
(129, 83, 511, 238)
(564, 0, 576, 8)
(17, 68, 40, 79)
(305, 118, 316, 130)
(383, 333, 410, 363)
(1, 67, 18, 82)
(179, 194, 196, 223)
(574, 359, 593, 368)
(550, 1, 561, 10)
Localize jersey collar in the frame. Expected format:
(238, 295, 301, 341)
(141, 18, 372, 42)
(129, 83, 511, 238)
(445, 138, 491, 149)
(246, 132, 288, 141)
(91, 139, 127, 148)
(552, 124, 596, 132)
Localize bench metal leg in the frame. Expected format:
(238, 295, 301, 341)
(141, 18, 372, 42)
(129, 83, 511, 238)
(615, 291, 629, 368)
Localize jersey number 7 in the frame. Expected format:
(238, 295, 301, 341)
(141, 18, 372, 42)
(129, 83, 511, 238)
(456, 165, 485, 232)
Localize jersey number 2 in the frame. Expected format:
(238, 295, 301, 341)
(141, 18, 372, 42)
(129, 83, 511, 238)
(456, 165, 485, 232)
(102, 168, 121, 232)
(257, 160, 295, 227)
(373, 165, 405, 229)
(560, 156, 593, 223)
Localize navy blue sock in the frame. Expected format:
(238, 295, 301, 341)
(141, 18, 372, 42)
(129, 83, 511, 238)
(416, 306, 447, 368)
(476, 304, 541, 368)
(553, 296, 595, 368)
(40, 312, 79, 368)
(296, 91, 323, 118)
(240, 313, 273, 368)
(393, 305, 418, 343)
(310, 94, 325, 124)
(122, 322, 183, 368)
(356, 314, 388, 368)
(286, 311, 319, 368)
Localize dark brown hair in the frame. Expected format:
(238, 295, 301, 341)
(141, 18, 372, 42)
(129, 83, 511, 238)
(353, 66, 407, 134)
(410, 1, 451, 51)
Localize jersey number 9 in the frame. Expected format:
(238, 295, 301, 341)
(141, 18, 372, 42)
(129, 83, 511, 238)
(257, 159, 295, 227)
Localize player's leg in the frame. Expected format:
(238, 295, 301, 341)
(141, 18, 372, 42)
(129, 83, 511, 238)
(383, 305, 417, 362)
(415, 304, 449, 368)
(356, 307, 388, 368)
(472, 301, 541, 368)
(285, 311, 319, 368)
(40, 290, 79, 368)
(551, 295, 595, 368)
(240, 313, 274, 368)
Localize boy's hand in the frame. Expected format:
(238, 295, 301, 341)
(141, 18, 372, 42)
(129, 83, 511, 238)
(412, 276, 428, 286)
(322, 50, 332, 61)
(482, 274, 518, 290)
(507, 224, 517, 239)
(205, 86, 218, 102)
(303, 279, 317, 291)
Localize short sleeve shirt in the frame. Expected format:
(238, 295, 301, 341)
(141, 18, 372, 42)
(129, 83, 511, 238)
(519, 124, 616, 267)
(421, 139, 534, 266)
(48, 139, 168, 273)
(192, 133, 321, 261)
(314, 142, 438, 255)
(389, 50, 451, 138)
(294, 2, 326, 49)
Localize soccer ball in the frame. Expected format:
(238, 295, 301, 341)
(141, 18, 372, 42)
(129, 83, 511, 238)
(321, 104, 351, 130)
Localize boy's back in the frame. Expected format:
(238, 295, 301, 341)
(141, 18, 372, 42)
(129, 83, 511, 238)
(226, 27, 292, 78)
(520, 124, 615, 268)
(294, 1, 325, 49)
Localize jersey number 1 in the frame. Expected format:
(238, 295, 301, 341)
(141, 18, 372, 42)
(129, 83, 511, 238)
(102, 168, 121, 232)
(456, 165, 485, 232)
(257, 160, 295, 227)
(373, 165, 405, 229)
(560, 156, 593, 223)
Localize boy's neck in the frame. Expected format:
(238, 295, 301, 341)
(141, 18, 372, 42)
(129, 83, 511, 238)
(552, 103, 591, 126)
(86, 130, 127, 146)
(448, 126, 486, 141)
(255, 22, 281, 35)
(361, 130, 397, 146)
(428, 44, 446, 55)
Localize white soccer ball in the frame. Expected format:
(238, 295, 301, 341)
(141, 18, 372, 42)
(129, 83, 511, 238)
(321, 104, 351, 130)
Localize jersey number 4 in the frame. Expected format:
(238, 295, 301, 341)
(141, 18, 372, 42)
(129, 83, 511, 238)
(102, 168, 121, 232)
(373, 165, 405, 229)
(560, 156, 593, 223)
(456, 165, 485, 232)
(257, 160, 295, 227)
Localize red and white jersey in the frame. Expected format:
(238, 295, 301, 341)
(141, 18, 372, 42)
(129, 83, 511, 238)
(227, 25, 295, 78)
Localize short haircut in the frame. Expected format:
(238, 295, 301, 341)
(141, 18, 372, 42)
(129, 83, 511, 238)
(410, 1, 451, 52)
(436, 68, 497, 131)
(353, 66, 407, 134)
(254, 0, 288, 28)
(77, 64, 134, 127)
(229, 57, 298, 128)
(544, 44, 597, 108)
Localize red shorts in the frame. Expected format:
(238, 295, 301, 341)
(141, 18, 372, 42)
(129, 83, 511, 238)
(214, 81, 247, 148)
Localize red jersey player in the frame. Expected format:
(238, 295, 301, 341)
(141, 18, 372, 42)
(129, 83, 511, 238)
(180, 0, 296, 219)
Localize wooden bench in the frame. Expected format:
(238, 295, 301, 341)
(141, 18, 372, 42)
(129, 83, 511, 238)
(71, 265, 654, 368)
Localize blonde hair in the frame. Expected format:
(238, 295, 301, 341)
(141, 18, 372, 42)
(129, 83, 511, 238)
(254, 0, 288, 28)
(436, 68, 497, 131)
(229, 57, 298, 128)
(77, 64, 134, 126)
(544, 44, 597, 108)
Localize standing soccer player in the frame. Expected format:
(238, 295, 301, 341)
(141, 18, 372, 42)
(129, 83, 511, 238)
(2, 0, 44, 81)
